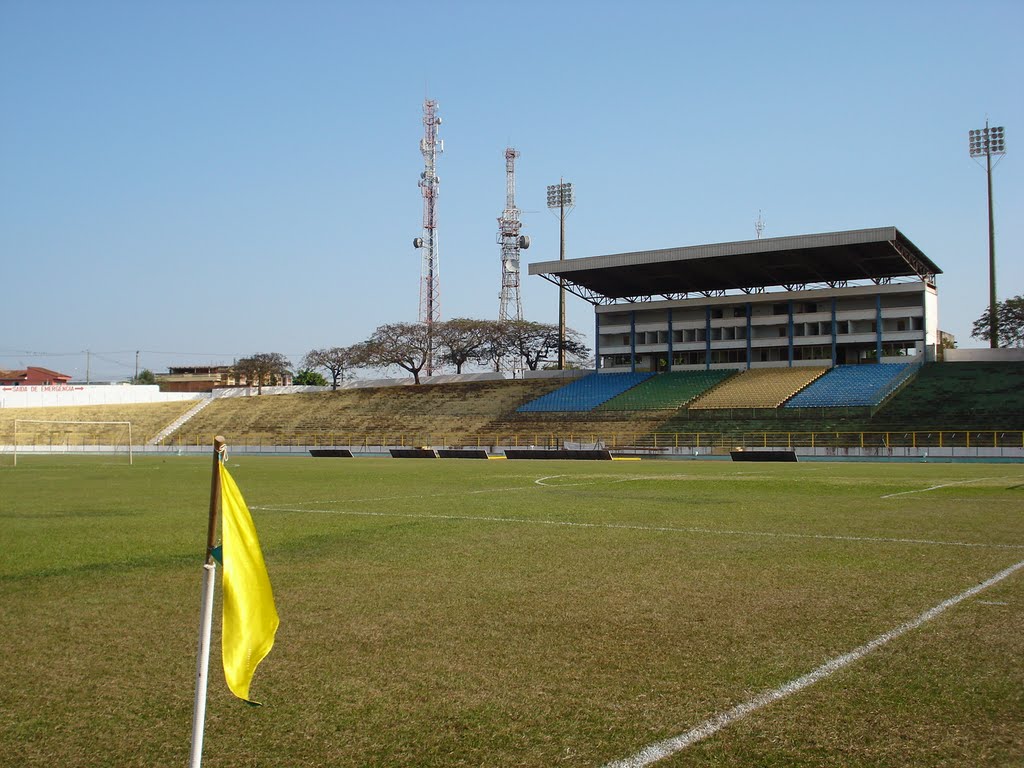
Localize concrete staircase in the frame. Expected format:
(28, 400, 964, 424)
(148, 396, 214, 445)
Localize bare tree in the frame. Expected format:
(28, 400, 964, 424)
(233, 352, 291, 395)
(434, 318, 496, 374)
(361, 323, 431, 384)
(503, 320, 590, 371)
(303, 346, 357, 391)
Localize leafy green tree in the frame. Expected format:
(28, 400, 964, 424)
(971, 296, 1024, 347)
(293, 369, 328, 386)
(131, 369, 156, 385)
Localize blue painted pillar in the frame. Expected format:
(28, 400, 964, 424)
(666, 308, 673, 372)
(745, 302, 752, 369)
(630, 310, 637, 373)
(705, 305, 712, 370)
(831, 296, 838, 367)
(876, 294, 883, 362)
(787, 300, 794, 367)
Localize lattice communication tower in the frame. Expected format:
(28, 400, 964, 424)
(497, 147, 530, 323)
(412, 100, 443, 375)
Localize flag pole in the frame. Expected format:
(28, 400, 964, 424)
(189, 435, 226, 768)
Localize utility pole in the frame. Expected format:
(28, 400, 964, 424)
(135, 350, 140, 381)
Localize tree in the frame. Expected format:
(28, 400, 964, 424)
(131, 369, 156, 385)
(293, 369, 328, 386)
(971, 296, 1024, 348)
(434, 318, 496, 373)
(303, 346, 357, 391)
(503, 320, 590, 371)
(361, 322, 431, 384)
(234, 352, 291, 395)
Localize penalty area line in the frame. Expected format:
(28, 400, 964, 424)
(602, 557, 1024, 768)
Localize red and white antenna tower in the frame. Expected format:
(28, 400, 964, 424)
(413, 99, 443, 374)
(497, 147, 529, 325)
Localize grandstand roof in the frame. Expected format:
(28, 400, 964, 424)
(528, 226, 940, 304)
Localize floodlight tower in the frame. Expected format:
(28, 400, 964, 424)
(546, 181, 575, 369)
(498, 148, 530, 325)
(413, 99, 443, 374)
(968, 121, 1006, 348)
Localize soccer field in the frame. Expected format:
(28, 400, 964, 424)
(1, 455, 1022, 767)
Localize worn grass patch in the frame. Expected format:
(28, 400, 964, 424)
(1, 457, 1021, 766)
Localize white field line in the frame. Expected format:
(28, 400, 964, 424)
(258, 485, 537, 508)
(251, 505, 1024, 551)
(603, 558, 1024, 768)
(880, 476, 1007, 499)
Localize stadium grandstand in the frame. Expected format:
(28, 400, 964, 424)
(529, 226, 941, 372)
(3, 227, 1022, 458)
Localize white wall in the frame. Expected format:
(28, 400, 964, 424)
(945, 348, 1024, 362)
(0, 384, 200, 409)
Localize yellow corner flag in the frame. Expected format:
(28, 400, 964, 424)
(220, 463, 279, 703)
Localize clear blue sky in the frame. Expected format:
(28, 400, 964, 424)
(1, 0, 1020, 381)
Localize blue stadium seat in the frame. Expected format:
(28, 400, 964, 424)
(785, 363, 918, 408)
(517, 372, 655, 412)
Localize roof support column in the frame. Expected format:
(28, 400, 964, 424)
(705, 305, 712, 371)
(594, 311, 600, 372)
(666, 308, 673, 373)
(745, 302, 752, 370)
(831, 297, 838, 367)
(787, 300, 794, 367)
(876, 294, 883, 363)
(630, 310, 636, 374)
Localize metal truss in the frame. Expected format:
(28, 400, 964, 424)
(889, 239, 937, 287)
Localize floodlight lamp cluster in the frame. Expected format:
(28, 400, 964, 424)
(969, 126, 1006, 157)
(546, 182, 575, 208)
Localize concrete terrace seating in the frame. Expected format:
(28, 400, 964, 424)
(0, 400, 199, 445)
(785, 363, 918, 408)
(468, 410, 668, 448)
(173, 379, 564, 444)
(597, 370, 736, 411)
(688, 367, 828, 410)
(872, 361, 1024, 430)
(516, 372, 654, 413)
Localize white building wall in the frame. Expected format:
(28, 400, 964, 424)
(0, 385, 200, 409)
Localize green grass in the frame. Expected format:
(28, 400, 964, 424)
(1, 456, 1022, 766)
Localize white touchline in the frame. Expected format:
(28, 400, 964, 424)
(251, 506, 1024, 550)
(602, 558, 1024, 768)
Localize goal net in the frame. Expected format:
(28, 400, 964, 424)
(11, 420, 134, 466)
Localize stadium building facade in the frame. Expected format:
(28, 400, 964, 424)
(529, 227, 942, 372)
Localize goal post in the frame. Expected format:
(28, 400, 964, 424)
(12, 420, 133, 466)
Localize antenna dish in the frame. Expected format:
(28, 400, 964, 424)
(413, 237, 424, 248)
(518, 235, 530, 249)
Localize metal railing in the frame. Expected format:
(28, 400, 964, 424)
(151, 430, 1024, 451)
(5, 430, 1021, 452)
